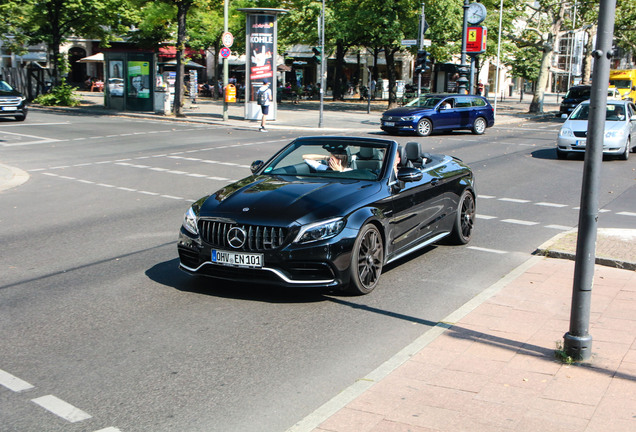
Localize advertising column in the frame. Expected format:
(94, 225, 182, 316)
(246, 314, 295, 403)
(240, 8, 287, 121)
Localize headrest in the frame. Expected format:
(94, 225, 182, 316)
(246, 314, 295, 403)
(405, 142, 422, 160)
(358, 147, 382, 160)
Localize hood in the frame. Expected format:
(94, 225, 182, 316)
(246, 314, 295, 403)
(383, 106, 434, 116)
(199, 175, 381, 225)
(0, 89, 22, 98)
(565, 119, 626, 133)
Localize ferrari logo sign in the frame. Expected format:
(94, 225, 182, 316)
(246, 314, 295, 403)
(466, 26, 487, 55)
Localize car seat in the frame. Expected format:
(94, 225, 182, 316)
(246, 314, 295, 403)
(404, 142, 431, 168)
(353, 147, 383, 171)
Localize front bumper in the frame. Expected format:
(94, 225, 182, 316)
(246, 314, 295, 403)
(177, 227, 356, 288)
(556, 136, 628, 155)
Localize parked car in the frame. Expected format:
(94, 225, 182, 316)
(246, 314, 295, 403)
(559, 85, 591, 116)
(0, 80, 28, 121)
(177, 136, 476, 295)
(380, 94, 494, 136)
(557, 100, 636, 160)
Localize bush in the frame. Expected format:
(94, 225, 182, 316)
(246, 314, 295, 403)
(34, 80, 81, 107)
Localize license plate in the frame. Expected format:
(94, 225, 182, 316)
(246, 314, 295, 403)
(1, 106, 17, 111)
(575, 140, 586, 146)
(384, 121, 395, 127)
(212, 250, 263, 268)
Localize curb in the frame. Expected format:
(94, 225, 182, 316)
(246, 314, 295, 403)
(535, 229, 636, 271)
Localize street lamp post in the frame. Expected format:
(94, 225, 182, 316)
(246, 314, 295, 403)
(457, 0, 470, 94)
(223, 0, 229, 121)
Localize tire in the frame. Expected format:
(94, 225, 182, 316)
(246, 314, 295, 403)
(416, 118, 432, 137)
(619, 137, 630, 161)
(14, 114, 26, 122)
(472, 117, 487, 135)
(556, 148, 567, 160)
(448, 190, 475, 245)
(348, 224, 384, 295)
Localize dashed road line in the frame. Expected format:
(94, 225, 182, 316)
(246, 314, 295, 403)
(467, 246, 508, 254)
(0, 368, 35, 392)
(501, 219, 540, 226)
(31, 395, 92, 423)
(535, 202, 568, 208)
(617, 211, 636, 217)
(498, 197, 531, 203)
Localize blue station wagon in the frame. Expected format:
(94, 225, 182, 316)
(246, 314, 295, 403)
(381, 94, 495, 136)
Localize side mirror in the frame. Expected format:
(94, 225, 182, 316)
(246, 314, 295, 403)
(250, 160, 264, 174)
(397, 167, 423, 183)
(561, 113, 568, 119)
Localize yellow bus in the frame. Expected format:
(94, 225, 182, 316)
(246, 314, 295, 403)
(609, 69, 636, 102)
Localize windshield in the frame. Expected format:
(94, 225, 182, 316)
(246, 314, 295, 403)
(0, 80, 15, 92)
(565, 87, 591, 99)
(262, 140, 389, 180)
(609, 79, 632, 89)
(569, 103, 626, 121)
(405, 96, 443, 108)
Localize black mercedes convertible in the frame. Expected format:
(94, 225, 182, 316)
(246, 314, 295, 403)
(178, 136, 475, 295)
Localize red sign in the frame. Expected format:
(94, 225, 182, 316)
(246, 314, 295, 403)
(220, 47, 231, 58)
(466, 26, 487, 54)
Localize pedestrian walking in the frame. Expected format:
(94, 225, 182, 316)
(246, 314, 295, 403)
(257, 79, 272, 132)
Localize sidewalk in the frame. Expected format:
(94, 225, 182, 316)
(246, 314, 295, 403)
(288, 236, 636, 432)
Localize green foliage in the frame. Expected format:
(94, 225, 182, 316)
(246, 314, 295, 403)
(33, 80, 81, 107)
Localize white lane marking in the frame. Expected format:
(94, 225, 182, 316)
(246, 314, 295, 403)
(467, 246, 508, 254)
(475, 214, 497, 220)
(545, 224, 573, 230)
(535, 202, 568, 208)
(0, 130, 61, 147)
(31, 395, 92, 423)
(0, 369, 35, 392)
(502, 219, 540, 226)
(498, 198, 531, 203)
(617, 211, 636, 217)
(477, 195, 496, 199)
(0, 122, 70, 127)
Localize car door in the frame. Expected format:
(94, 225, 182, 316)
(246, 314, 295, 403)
(454, 96, 475, 129)
(386, 168, 445, 259)
(434, 97, 458, 130)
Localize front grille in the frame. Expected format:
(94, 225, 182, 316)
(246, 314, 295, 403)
(573, 131, 587, 138)
(199, 219, 288, 251)
(0, 97, 22, 107)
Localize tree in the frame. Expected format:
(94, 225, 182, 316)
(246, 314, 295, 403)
(507, 1, 567, 113)
(1, 0, 138, 85)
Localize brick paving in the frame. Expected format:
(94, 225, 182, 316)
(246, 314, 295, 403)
(291, 256, 636, 432)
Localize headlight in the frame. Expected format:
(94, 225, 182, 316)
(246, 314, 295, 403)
(605, 129, 625, 138)
(294, 218, 345, 244)
(400, 116, 416, 121)
(182, 206, 199, 235)
(559, 128, 574, 137)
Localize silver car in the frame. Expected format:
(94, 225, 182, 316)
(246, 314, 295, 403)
(557, 100, 636, 160)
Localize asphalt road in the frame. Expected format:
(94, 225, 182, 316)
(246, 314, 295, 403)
(1, 110, 634, 432)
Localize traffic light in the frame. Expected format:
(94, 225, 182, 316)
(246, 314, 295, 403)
(312, 47, 322, 64)
(415, 50, 431, 73)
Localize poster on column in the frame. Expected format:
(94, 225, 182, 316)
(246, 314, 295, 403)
(127, 61, 150, 99)
(248, 14, 274, 101)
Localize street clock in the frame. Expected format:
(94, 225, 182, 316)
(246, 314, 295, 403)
(466, 2, 487, 25)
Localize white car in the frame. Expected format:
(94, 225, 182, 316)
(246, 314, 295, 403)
(557, 100, 636, 160)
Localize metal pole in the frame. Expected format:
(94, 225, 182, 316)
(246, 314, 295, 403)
(567, 0, 578, 89)
(318, 0, 325, 128)
(417, 2, 425, 100)
(563, 0, 616, 361)
(494, 0, 503, 115)
(222, 0, 229, 121)
(457, 0, 470, 94)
